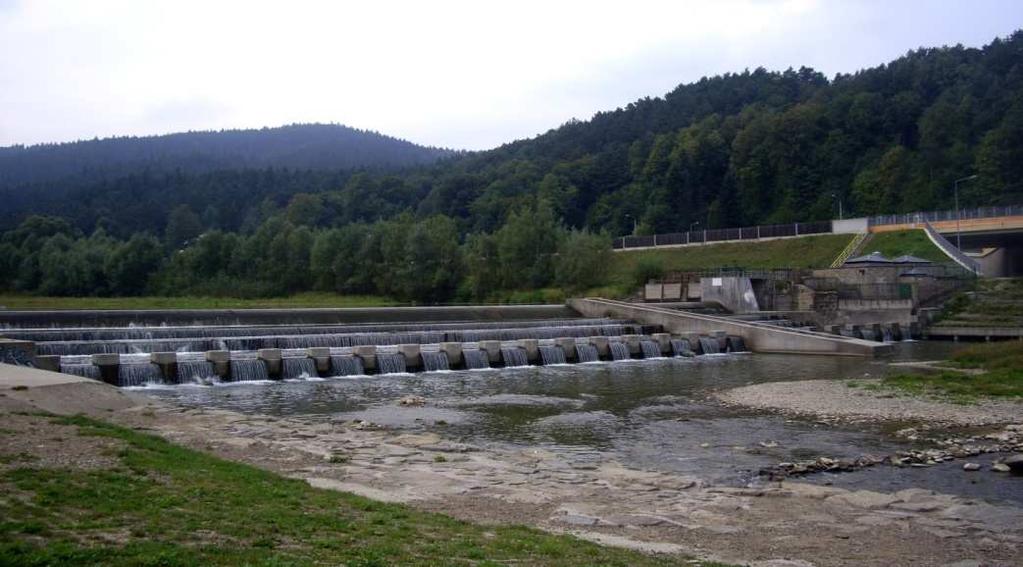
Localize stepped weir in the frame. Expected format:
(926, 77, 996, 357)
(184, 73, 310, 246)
(2, 303, 899, 388)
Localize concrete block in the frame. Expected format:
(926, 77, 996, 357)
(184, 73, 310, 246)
(398, 344, 422, 368)
(519, 339, 539, 363)
(622, 334, 642, 355)
(257, 348, 282, 378)
(554, 338, 577, 361)
(205, 350, 230, 378)
(439, 342, 463, 367)
(480, 340, 502, 363)
(645, 283, 663, 301)
(651, 332, 672, 354)
(663, 283, 682, 301)
(33, 355, 61, 372)
(353, 346, 377, 371)
(588, 336, 610, 358)
(150, 352, 177, 365)
(307, 347, 331, 373)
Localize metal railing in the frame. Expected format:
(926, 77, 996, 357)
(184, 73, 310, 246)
(869, 205, 1023, 227)
(613, 221, 831, 250)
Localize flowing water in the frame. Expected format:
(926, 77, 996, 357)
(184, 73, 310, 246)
(421, 351, 450, 372)
(609, 342, 630, 360)
(330, 355, 365, 377)
(141, 341, 1023, 505)
(500, 348, 528, 367)
(539, 345, 566, 365)
(376, 353, 407, 375)
(640, 340, 663, 359)
(463, 349, 490, 370)
(575, 344, 599, 363)
(177, 360, 216, 383)
(283, 357, 318, 379)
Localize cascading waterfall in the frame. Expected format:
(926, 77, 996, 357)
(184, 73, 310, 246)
(859, 328, 876, 341)
(283, 357, 318, 379)
(539, 345, 566, 365)
(376, 353, 407, 374)
(61, 363, 100, 379)
(726, 336, 747, 353)
(463, 349, 490, 369)
(421, 351, 450, 372)
(330, 355, 365, 376)
(176, 360, 215, 383)
(609, 342, 630, 360)
(575, 344, 599, 363)
(671, 339, 693, 357)
(698, 336, 721, 355)
(117, 363, 162, 387)
(230, 359, 269, 382)
(500, 347, 528, 367)
(882, 327, 895, 342)
(640, 340, 663, 359)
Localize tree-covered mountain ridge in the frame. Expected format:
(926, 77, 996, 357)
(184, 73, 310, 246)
(0, 123, 457, 188)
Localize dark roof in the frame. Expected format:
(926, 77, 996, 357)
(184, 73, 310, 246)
(892, 254, 933, 264)
(845, 252, 892, 264)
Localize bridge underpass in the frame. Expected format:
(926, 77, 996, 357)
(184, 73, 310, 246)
(872, 214, 1023, 276)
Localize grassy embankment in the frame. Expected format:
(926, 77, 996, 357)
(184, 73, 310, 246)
(879, 342, 1023, 400)
(934, 278, 1023, 328)
(0, 414, 730, 566)
(861, 229, 949, 263)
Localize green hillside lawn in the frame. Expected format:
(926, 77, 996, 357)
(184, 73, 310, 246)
(861, 230, 949, 263)
(0, 293, 397, 311)
(607, 233, 854, 287)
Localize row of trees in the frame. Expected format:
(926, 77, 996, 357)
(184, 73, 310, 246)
(0, 201, 610, 302)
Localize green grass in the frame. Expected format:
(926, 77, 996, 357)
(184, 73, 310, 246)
(881, 342, 1023, 399)
(0, 415, 731, 567)
(862, 229, 949, 263)
(608, 233, 854, 287)
(0, 293, 398, 310)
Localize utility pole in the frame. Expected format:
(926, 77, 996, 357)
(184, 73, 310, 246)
(832, 192, 843, 220)
(954, 175, 978, 250)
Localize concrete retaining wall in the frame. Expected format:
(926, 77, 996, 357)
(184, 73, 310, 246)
(568, 298, 889, 357)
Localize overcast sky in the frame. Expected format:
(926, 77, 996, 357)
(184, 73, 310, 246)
(1, 0, 1021, 151)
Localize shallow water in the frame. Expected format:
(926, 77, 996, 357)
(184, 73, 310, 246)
(143, 341, 1023, 504)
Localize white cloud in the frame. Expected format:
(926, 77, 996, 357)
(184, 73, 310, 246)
(0, 0, 1021, 150)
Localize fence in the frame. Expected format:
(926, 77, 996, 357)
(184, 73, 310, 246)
(614, 204, 1023, 251)
(869, 205, 1023, 227)
(613, 221, 831, 250)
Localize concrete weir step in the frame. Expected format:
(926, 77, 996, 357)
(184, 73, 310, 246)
(568, 298, 890, 357)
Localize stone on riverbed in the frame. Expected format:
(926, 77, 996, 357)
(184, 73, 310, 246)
(962, 462, 981, 471)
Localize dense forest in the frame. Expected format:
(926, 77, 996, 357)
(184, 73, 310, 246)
(2, 31, 1023, 300)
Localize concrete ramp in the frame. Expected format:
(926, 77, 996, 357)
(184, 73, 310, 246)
(568, 298, 890, 357)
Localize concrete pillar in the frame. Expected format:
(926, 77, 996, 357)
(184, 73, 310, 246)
(891, 323, 902, 341)
(519, 339, 539, 363)
(622, 334, 642, 355)
(651, 332, 672, 355)
(33, 355, 61, 373)
(91, 353, 120, 386)
(554, 338, 577, 362)
(205, 350, 230, 379)
(398, 344, 422, 370)
(480, 340, 502, 364)
(440, 342, 464, 367)
(150, 352, 177, 382)
(588, 336, 610, 358)
(257, 348, 282, 379)
(353, 346, 377, 372)
(307, 347, 331, 375)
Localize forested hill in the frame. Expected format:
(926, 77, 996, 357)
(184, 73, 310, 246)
(0, 123, 454, 188)
(414, 30, 1023, 236)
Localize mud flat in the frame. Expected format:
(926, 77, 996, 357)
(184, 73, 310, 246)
(715, 379, 1023, 427)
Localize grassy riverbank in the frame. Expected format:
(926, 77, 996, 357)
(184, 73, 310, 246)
(881, 342, 1023, 399)
(863, 229, 948, 263)
(0, 413, 727, 566)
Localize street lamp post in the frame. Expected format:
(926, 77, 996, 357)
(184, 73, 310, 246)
(832, 192, 843, 220)
(624, 214, 637, 235)
(688, 221, 700, 244)
(954, 175, 979, 250)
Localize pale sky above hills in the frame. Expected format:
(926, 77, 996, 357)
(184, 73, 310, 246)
(1, 0, 1022, 150)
